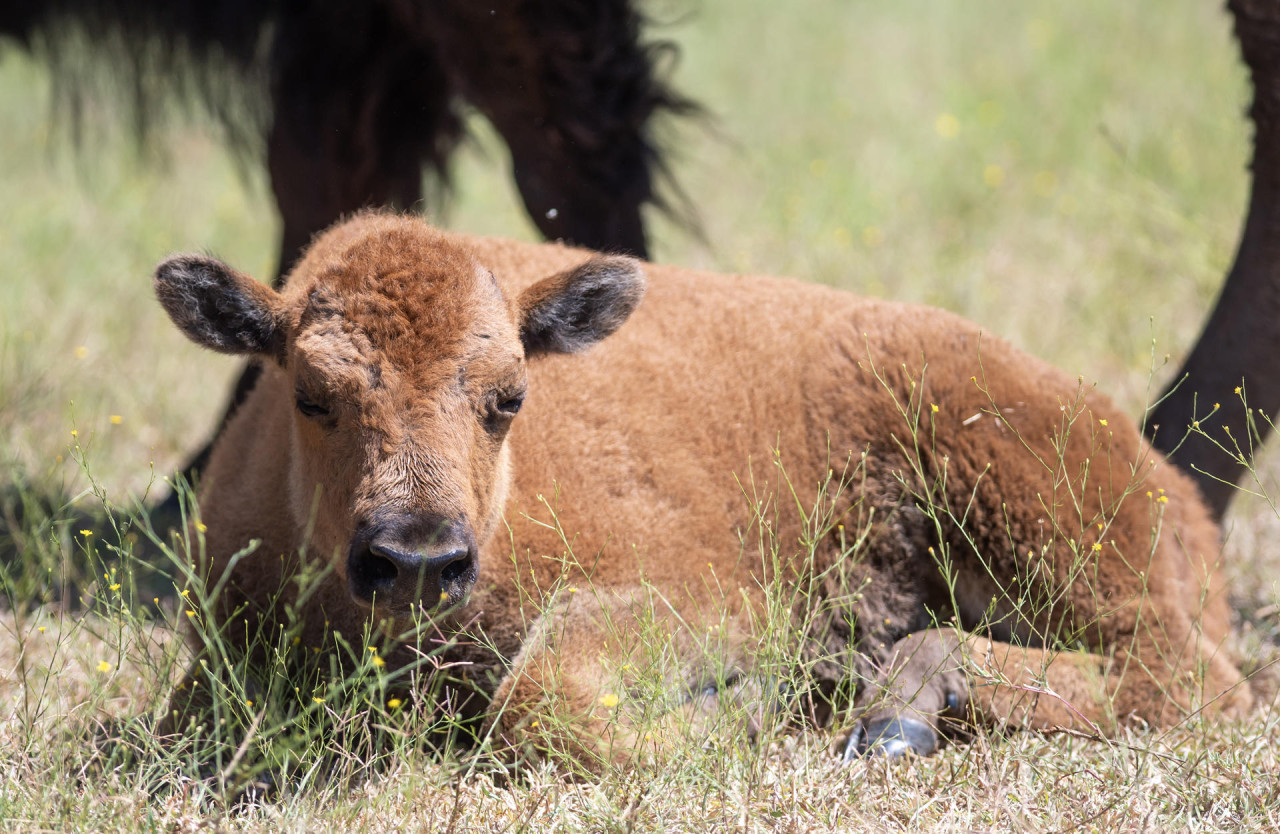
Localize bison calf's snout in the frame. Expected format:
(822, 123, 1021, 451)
(347, 517, 478, 612)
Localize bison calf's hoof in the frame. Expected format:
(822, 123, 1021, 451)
(843, 716, 939, 761)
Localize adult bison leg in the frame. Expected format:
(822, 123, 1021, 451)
(845, 620, 1252, 759)
(426, 1, 696, 258)
(267, 5, 461, 281)
(1149, 0, 1280, 519)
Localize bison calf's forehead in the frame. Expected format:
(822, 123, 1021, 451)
(293, 241, 520, 368)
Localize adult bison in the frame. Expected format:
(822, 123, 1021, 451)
(1148, 0, 1280, 520)
(4, 0, 690, 268)
(154, 213, 1251, 766)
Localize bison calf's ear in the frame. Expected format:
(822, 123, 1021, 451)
(154, 255, 285, 361)
(518, 255, 645, 356)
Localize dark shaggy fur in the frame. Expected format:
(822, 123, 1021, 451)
(4, 0, 699, 269)
(1148, 0, 1280, 518)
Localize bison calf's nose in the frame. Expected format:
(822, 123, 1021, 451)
(347, 517, 478, 613)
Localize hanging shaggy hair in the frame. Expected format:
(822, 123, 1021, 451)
(4, 0, 702, 235)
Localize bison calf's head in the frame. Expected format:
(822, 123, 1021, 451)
(154, 218, 644, 620)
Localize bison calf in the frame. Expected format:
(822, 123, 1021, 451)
(154, 213, 1251, 767)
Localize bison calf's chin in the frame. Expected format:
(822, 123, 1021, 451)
(346, 516, 478, 614)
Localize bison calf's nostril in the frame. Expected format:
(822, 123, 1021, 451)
(347, 543, 404, 606)
(362, 552, 399, 585)
(439, 552, 470, 585)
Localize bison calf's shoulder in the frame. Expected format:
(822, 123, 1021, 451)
(153, 213, 1251, 768)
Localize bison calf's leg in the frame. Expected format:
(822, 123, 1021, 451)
(844, 629, 969, 760)
(845, 628, 1123, 760)
(846, 621, 1253, 760)
(486, 589, 769, 771)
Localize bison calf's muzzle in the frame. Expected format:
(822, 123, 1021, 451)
(347, 516, 478, 613)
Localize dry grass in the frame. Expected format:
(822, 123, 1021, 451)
(2, 0, 1279, 830)
(0, 600, 1275, 832)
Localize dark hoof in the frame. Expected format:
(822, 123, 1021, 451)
(843, 716, 938, 761)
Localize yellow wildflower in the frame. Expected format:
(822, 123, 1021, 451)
(96, 661, 111, 673)
(387, 698, 403, 709)
(598, 693, 620, 709)
(109, 415, 123, 425)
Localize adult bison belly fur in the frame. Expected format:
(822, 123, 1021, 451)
(153, 213, 1252, 768)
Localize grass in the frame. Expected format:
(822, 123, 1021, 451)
(2, 0, 1280, 830)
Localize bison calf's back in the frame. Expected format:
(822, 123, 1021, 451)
(153, 212, 1250, 768)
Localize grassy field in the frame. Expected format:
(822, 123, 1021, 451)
(2, 0, 1279, 830)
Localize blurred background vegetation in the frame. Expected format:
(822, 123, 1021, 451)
(0, 0, 1256, 523)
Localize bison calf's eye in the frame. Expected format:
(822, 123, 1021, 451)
(485, 393, 525, 433)
(497, 394, 525, 416)
(295, 395, 330, 419)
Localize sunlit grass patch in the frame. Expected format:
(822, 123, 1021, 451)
(1, 0, 1277, 828)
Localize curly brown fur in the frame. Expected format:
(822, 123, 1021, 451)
(156, 213, 1252, 769)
